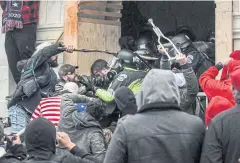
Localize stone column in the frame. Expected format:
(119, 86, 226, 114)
(215, 1, 233, 62)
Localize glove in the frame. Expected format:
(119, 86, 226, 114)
(77, 75, 98, 92)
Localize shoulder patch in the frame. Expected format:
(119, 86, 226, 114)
(187, 55, 194, 64)
(117, 74, 127, 81)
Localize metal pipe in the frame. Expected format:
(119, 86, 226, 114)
(148, 18, 181, 61)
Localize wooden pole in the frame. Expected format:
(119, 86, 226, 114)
(63, 1, 79, 66)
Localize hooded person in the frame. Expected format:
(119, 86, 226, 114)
(0, 118, 97, 163)
(114, 86, 137, 117)
(103, 86, 138, 146)
(104, 69, 205, 163)
(7, 42, 73, 134)
(57, 93, 106, 163)
(199, 50, 240, 105)
(205, 96, 233, 126)
(200, 67, 240, 163)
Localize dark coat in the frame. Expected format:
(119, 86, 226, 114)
(9, 44, 60, 113)
(200, 104, 240, 163)
(104, 69, 205, 163)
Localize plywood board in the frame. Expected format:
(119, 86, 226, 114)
(77, 22, 120, 75)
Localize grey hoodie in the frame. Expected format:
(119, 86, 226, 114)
(136, 69, 180, 110)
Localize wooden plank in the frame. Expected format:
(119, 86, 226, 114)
(79, 9, 122, 18)
(79, 1, 123, 10)
(79, 18, 121, 26)
(79, 13, 106, 20)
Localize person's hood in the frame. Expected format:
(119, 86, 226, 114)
(25, 118, 56, 161)
(114, 86, 137, 116)
(205, 96, 233, 125)
(73, 111, 102, 130)
(136, 69, 180, 112)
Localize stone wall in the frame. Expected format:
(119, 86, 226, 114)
(233, 1, 240, 50)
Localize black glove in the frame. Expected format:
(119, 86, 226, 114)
(77, 75, 97, 92)
(93, 75, 110, 87)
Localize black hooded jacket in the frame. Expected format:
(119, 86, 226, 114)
(0, 118, 97, 163)
(8, 44, 60, 113)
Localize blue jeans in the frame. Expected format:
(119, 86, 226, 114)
(8, 105, 30, 134)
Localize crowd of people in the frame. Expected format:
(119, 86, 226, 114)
(0, 41, 239, 163)
(1, 1, 240, 163)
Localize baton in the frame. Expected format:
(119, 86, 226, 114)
(57, 47, 117, 56)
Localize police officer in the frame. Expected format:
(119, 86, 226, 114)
(165, 34, 213, 79)
(134, 32, 161, 69)
(82, 49, 147, 113)
(95, 49, 147, 102)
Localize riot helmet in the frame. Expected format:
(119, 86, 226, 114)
(176, 26, 196, 42)
(171, 34, 192, 50)
(135, 33, 158, 55)
(117, 49, 135, 67)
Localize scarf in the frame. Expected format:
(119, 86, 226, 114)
(2, 0, 23, 33)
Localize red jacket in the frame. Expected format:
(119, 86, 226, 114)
(199, 66, 235, 105)
(205, 96, 233, 126)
